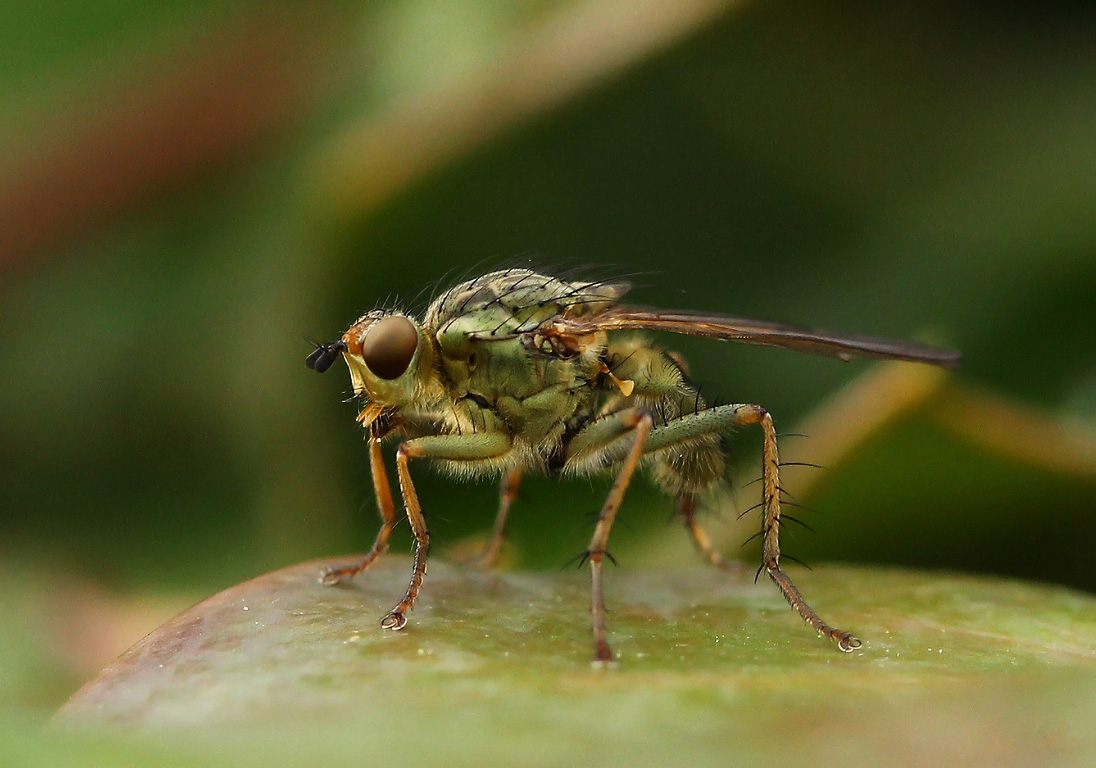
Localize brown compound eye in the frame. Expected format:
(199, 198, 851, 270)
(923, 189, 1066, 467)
(360, 315, 419, 380)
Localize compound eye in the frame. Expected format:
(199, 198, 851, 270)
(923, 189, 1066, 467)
(361, 315, 418, 380)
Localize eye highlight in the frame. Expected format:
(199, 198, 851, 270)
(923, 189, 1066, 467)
(360, 315, 418, 380)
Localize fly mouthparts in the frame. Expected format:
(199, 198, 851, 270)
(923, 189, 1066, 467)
(305, 340, 347, 373)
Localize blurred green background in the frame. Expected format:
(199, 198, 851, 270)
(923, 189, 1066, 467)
(2, 0, 1095, 720)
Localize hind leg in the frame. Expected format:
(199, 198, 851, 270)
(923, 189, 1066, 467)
(675, 492, 734, 571)
(580, 402, 861, 652)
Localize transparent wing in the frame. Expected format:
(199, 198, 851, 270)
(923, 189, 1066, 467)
(559, 306, 961, 368)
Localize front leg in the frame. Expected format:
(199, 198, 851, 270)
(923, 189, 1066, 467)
(319, 405, 430, 586)
(380, 433, 511, 631)
(320, 439, 397, 585)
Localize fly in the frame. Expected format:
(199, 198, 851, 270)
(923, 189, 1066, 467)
(306, 268, 960, 664)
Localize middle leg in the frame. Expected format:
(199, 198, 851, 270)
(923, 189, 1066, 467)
(473, 466, 522, 568)
(565, 407, 654, 665)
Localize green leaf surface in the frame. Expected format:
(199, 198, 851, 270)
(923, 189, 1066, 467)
(54, 556, 1096, 766)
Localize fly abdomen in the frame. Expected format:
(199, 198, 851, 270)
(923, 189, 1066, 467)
(602, 338, 727, 497)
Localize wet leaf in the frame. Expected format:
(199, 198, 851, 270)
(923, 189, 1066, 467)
(54, 556, 1096, 766)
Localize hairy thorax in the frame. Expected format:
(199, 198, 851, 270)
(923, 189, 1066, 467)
(424, 270, 615, 450)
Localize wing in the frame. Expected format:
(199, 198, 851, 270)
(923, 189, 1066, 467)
(557, 305, 961, 369)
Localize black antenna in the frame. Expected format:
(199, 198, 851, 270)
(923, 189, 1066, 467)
(305, 340, 347, 373)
